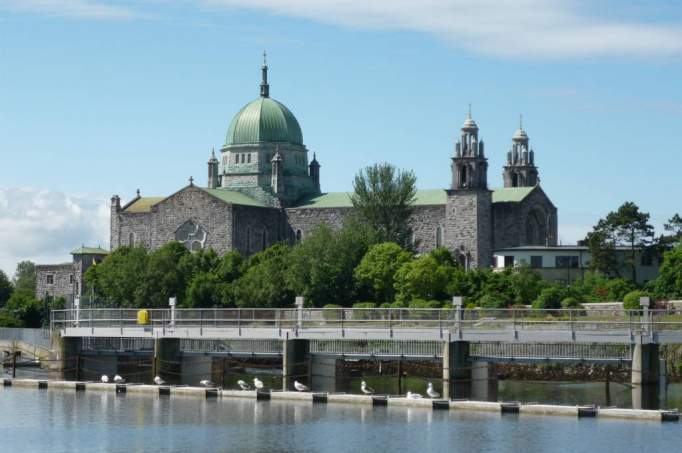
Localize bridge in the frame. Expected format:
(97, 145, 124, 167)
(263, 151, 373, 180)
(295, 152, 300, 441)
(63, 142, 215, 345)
(43, 306, 680, 408)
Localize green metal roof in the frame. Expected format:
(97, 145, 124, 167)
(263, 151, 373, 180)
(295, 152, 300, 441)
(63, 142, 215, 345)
(491, 186, 535, 203)
(123, 197, 164, 213)
(295, 187, 535, 209)
(200, 188, 267, 207)
(71, 246, 109, 255)
(225, 97, 303, 146)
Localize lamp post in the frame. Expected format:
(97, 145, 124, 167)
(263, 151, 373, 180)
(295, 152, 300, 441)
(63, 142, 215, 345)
(169, 297, 176, 328)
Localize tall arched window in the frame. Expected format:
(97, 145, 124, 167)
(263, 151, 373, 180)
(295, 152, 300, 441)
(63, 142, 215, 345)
(129, 232, 135, 246)
(295, 229, 302, 242)
(435, 226, 443, 248)
(511, 173, 519, 187)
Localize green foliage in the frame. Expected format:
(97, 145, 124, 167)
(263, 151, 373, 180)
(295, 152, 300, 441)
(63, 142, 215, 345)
(509, 265, 546, 305)
(354, 242, 412, 304)
(532, 286, 567, 309)
(352, 302, 377, 309)
(12, 261, 36, 295)
(478, 294, 507, 309)
(623, 290, 652, 310)
(408, 299, 443, 309)
(185, 272, 221, 308)
(394, 253, 453, 304)
(4, 290, 43, 327)
(654, 244, 682, 300)
(0, 270, 12, 307)
(0, 311, 23, 327)
(85, 246, 148, 307)
(51, 296, 67, 311)
(136, 242, 189, 308)
(287, 221, 376, 307)
(323, 304, 342, 309)
(232, 243, 295, 308)
(561, 297, 581, 308)
(351, 162, 417, 248)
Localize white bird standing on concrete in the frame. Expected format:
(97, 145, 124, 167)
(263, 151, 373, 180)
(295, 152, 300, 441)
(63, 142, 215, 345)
(237, 380, 250, 390)
(113, 375, 125, 383)
(294, 380, 309, 392)
(101, 375, 109, 383)
(199, 379, 215, 388)
(426, 382, 440, 399)
(406, 391, 423, 399)
(253, 378, 264, 390)
(360, 381, 375, 395)
(154, 376, 165, 385)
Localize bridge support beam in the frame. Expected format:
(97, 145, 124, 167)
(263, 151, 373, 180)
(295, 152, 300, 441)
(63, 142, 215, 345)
(155, 338, 182, 385)
(471, 361, 498, 402)
(443, 341, 470, 399)
(54, 335, 81, 381)
(631, 343, 661, 409)
(283, 339, 309, 391)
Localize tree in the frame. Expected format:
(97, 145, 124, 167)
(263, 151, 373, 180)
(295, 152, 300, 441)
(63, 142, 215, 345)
(354, 242, 412, 304)
(12, 261, 36, 295)
(585, 229, 619, 277)
(3, 289, 43, 327)
(585, 202, 654, 282)
(85, 246, 148, 307)
(658, 214, 682, 251)
(232, 243, 295, 308)
(287, 221, 376, 307)
(654, 244, 682, 300)
(0, 270, 12, 307)
(136, 242, 189, 308)
(394, 253, 453, 304)
(532, 285, 567, 309)
(351, 163, 417, 248)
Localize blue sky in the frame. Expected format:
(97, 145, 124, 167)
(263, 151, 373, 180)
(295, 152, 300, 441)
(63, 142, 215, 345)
(1, 0, 681, 274)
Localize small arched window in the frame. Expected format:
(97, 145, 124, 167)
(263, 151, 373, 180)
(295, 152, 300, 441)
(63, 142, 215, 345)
(296, 230, 302, 242)
(435, 227, 443, 248)
(129, 232, 135, 246)
(247, 154, 252, 163)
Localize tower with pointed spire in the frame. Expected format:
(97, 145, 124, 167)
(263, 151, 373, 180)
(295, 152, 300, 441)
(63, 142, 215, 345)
(503, 115, 539, 188)
(207, 148, 220, 189)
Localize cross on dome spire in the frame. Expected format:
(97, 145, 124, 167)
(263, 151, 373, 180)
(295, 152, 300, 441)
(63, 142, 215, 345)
(260, 50, 269, 98)
(468, 103, 472, 119)
(519, 113, 523, 129)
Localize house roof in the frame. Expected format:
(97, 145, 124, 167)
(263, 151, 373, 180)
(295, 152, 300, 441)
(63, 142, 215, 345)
(491, 186, 535, 203)
(199, 188, 267, 207)
(123, 197, 165, 213)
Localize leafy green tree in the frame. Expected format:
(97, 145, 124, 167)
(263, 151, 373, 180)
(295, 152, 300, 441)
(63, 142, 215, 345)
(585, 202, 654, 282)
(214, 251, 245, 282)
(287, 221, 376, 307)
(85, 246, 148, 307)
(509, 264, 546, 305)
(623, 290, 652, 310)
(233, 243, 295, 308)
(12, 261, 36, 295)
(185, 272, 221, 308)
(394, 254, 453, 304)
(0, 270, 12, 307)
(136, 242, 189, 308)
(354, 242, 412, 304)
(654, 245, 682, 299)
(4, 290, 43, 327)
(532, 285, 567, 309)
(351, 163, 417, 248)
(585, 229, 619, 277)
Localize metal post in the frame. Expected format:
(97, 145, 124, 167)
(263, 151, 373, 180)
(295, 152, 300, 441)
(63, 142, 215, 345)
(11, 351, 17, 378)
(640, 297, 650, 335)
(453, 296, 463, 339)
(295, 296, 304, 331)
(169, 297, 177, 328)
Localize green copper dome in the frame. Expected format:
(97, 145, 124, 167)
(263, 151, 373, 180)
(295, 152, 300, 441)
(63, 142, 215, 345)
(225, 96, 303, 146)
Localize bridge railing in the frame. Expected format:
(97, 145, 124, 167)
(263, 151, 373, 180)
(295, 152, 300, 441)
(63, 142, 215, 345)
(50, 307, 682, 333)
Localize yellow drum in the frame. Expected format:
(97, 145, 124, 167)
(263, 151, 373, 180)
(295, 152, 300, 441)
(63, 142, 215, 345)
(137, 309, 150, 325)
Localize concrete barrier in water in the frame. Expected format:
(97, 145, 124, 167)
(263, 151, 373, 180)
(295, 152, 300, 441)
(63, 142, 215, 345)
(1, 379, 679, 422)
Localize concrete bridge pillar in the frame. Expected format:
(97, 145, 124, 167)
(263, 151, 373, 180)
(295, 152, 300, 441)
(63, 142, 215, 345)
(283, 339, 309, 391)
(155, 338, 182, 385)
(471, 361, 498, 402)
(631, 343, 661, 410)
(54, 335, 81, 381)
(443, 341, 471, 399)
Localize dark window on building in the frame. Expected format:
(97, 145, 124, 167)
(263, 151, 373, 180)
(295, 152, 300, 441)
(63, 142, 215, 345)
(69, 274, 74, 284)
(247, 154, 252, 163)
(556, 256, 579, 268)
(435, 227, 443, 248)
(46, 274, 54, 285)
(530, 256, 543, 268)
(504, 256, 514, 267)
(641, 254, 654, 266)
(129, 232, 135, 246)
(296, 230, 302, 242)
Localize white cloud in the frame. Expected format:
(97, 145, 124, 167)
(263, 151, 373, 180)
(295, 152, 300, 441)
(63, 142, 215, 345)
(0, 188, 110, 276)
(201, 0, 682, 58)
(0, 0, 135, 19)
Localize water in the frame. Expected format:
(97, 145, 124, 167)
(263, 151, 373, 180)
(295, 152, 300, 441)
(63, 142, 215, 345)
(1, 386, 680, 453)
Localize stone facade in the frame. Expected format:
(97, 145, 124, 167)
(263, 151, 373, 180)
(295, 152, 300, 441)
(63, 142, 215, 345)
(492, 186, 558, 249)
(35, 249, 107, 306)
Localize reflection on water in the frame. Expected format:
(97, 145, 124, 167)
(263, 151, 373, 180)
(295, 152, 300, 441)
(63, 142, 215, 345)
(1, 387, 681, 453)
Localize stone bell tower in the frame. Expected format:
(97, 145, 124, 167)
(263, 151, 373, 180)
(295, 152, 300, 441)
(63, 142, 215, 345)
(444, 107, 492, 269)
(503, 115, 539, 188)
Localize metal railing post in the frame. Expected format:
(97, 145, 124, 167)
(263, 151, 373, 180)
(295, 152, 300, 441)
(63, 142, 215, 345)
(237, 309, 241, 336)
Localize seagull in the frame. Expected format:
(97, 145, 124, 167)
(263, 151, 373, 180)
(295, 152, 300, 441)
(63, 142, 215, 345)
(360, 381, 375, 395)
(294, 380, 309, 392)
(406, 391, 423, 399)
(426, 382, 440, 399)
(237, 380, 250, 390)
(199, 380, 215, 388)
(101, 375, 109, 383)
(154, 376, 165, 386)
(113, 375, 125, 383)
(253, 378, 264, 390)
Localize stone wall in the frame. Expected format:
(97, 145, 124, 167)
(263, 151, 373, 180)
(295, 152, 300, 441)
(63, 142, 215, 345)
(36, 264, 74, 302)
(492, 186, 558, 249)
(445, 189, 492, 268)
(232, 205, 283, 255)
(409, 205, 446, 254)
(116, 212, 154, 249)
(284, 207, 352, 241)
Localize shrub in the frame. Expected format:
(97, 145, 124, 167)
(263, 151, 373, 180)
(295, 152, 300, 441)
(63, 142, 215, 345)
(532, 286, 567, 310)
(324, 304, 342, 309)
(352, 302, 377, 309)
(623, 290, 652, 310)
(561, 297, 581, 309)
(478, 294, 507, 309)
(408, 299, 443, 309)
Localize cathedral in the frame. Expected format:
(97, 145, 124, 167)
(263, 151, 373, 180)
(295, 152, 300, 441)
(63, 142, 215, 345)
(110, 59, 558, 269)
